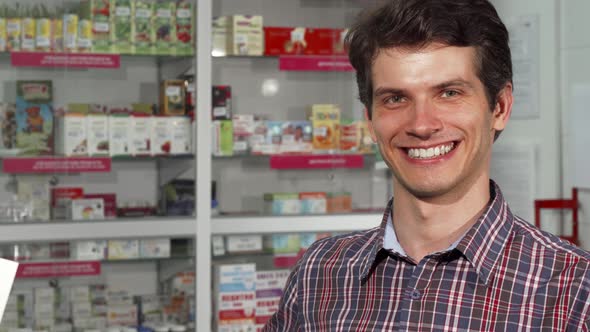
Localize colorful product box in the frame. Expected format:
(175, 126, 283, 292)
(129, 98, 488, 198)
(164, 179, 195, 216)
(52, 16, 64, 52)
(108, 239, 140, 259)
(130, 114, 151, 155)
(280, 121, 312, 153)
(340, 119, 360, 152)
(133, 0, 154, 54)
(309, 28, 348, 55)
(77, 6, 93, 52)
(63, 13, 79, 52)
(175, 0, 194, 55)
(160, 80, 186, 115)
(87, 111, 110, 156)
(1, 102, 17, 150)
(151, 116, 172, 155)
(357, 120, 375, 154)
(211, 16, 227, 56)
(214, 264, 256, 332)
(327, 192, 352, 213)
(212, 120, 233, 156)
(264, 193, 301, 215)
(111, 0, 134, 54)
(81, 0, 112, 53)
(20, 15, 36, 51)
(72, 240, 107, 260)
(0, 18, 7, 52)
(262, 121, 282, 155)
(108, 110, 131, 156)
(310, 104, 340, 151)
(249, 120, 268, 155)
(140, 238, 170, 258)
(6, 17, 21, 51)
(15, 81, 53, 155)
(255, 270, 289, 331)
(232, 114, 255, 154)
(154, 0, 177, 55)
(169, 116, 192, 154)
(267, 234, 300, 254)
(212, 86, 232, 120)
(68, 198, 105, 220)
(226, 15, 263, 56)
(107, 304, 137, 326)
(299, 192, 327, 214)
(36, 15, 52, 52)
(51, 187, 84, 220)
(84, 193, 117, 218)
(54, 104, 88, 157)
(264, 26, 310, 55)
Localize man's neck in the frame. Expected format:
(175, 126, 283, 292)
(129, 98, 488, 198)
(392, 176, 491, 263)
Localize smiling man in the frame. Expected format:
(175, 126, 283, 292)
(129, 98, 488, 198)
(264, 0, 590, 331)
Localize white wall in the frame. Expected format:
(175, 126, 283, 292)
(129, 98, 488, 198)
(491, 0, 562, 234)
(559, 0, 590, 249)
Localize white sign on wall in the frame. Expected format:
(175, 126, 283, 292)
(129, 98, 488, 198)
(506, 15, 540, 119)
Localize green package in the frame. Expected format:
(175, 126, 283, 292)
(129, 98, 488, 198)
(154, 0, 176, 55)
(111, 0, 133, 54)
(132, 0, 154, 54)
(175, 0, 193, 56)
(81, 0, 112, 53)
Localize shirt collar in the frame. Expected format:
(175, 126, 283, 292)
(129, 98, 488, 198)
(359, 180, 514, 284)
(383, 213, 464, 256)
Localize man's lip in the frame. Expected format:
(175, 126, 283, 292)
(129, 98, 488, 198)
(399, 140, 459, 150)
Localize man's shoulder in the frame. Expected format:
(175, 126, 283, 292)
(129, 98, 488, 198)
(511, 215, 590, 268)
(299, 226, 382, 264)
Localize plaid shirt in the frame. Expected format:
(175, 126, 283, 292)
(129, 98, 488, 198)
(264, 181, 590, 331)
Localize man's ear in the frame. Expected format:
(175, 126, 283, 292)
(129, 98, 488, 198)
(365, 108, 378, 143)
(491, 83, 513, 132)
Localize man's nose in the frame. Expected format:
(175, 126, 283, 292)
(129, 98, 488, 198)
(405, 100, 443, 139)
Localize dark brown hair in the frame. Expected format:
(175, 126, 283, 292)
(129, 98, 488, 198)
(346, 0, 512, 120)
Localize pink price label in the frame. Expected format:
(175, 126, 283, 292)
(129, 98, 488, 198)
(279, 55, 353, 72)
(16, 261, 101, 278)
(11, 51, 121, 69)
(269, 154, 364, 169)
(2, 157, 112, 173)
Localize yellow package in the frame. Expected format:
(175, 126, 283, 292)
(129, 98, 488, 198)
(0, 18, 6, 52)
(21, 17, 35, 51)
(36, 18, 51, 51)
(310, 104, 341, 151)
(52, 18, 63, 51)
(6, 18, 21, 51)
(63, 14, 78, 51)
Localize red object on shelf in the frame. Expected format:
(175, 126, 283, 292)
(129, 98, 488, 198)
(269, 154, 364, 169)
(278, 55, 353, 72)
(534, 188, 579, 245)
(11, 51, 120, 69)
(2, 157, 111, 174)
(16, 261, 101, 278)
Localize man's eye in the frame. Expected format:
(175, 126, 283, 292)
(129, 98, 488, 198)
(442, 90, 459, 98)
(385, 95, 404, 104)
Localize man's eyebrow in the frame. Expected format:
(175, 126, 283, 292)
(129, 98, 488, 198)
(434, 79, 476, 90)
(373, 87, 405, 98)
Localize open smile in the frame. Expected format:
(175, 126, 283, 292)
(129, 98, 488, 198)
(403, 141, 458, 160)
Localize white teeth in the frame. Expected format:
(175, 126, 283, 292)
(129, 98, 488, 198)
(407, 142, 455, 159)
(426, 148, 434, 158)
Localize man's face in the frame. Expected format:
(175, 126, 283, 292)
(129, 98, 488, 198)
(367, 44, 512, 199)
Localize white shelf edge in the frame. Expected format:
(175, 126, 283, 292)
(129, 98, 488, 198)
(211, 213, 383, 235)
(0, 218, 196, 244)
